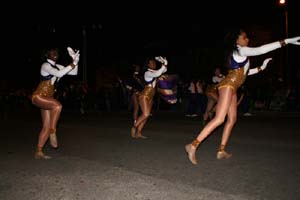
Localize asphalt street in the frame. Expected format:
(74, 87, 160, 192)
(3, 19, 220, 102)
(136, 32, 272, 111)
(1, 109, 300, 200)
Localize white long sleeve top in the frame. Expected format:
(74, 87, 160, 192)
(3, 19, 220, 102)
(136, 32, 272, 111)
(40, 59, 78, 85)
(144, 65, 167, 87)
(234, 41, 282, 75)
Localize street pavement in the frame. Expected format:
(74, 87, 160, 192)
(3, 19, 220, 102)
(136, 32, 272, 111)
(1, 109, 300, 200)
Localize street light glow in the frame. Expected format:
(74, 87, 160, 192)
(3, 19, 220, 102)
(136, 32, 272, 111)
(279, 0, 285, 5)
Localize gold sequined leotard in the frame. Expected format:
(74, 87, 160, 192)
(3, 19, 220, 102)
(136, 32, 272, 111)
(217, 57, 248, 92)
(32, 80, 55, 101)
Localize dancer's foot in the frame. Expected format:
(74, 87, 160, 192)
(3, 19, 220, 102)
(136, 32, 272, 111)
(131, 127, 136, 138)
(135, 134, 148, 139)
(185, 144, 197, 165)
(216, 150, 232, 160)
(34, 151, 51, 160)
(49, 132, 58, 148)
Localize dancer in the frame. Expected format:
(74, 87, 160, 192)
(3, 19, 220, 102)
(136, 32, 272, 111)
(185, 29, 300, 165)
(202, 67, 225, 124)
(126, 64, 145, 123)
(130, 56, 168, 139)
(31, 47, 80, 159)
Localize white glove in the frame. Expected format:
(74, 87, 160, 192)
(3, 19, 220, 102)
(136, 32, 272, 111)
(260, 58, 272, 71)
(67, 47, 80, 59)
(155, 56, 168, 66)
(284, 36, 300, 45)
(73, 53, 80, 66)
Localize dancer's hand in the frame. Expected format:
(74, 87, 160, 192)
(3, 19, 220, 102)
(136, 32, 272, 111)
(73, 52, 80, 66)
(67, 47, 80, 59)
(155, 56, 168, 66)
(285, 36, 300, 45)
(261, 58, 272, 71)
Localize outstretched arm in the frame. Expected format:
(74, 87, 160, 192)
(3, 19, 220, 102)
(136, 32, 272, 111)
(41, 63, 75, 78)
(144, 66, 167, 81)
(248, 58, 272, 76)
(239, 36, 300, 57)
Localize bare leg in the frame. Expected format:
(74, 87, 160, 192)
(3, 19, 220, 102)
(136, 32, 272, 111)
(130, 93, 140, 138)
(136, 120, 148, 139)
(185, 87, 234, 164)
(132, 93, 139, 122)
(37, 110, 50, 147)
(136, 100, 152, 139)
(34, 109, 51, 159)
(32, 96, 62, 158)
(217, 93, 237, 159)
(49, 101, 62, 148)
(203, 94, 217, 123)
(131, 96, 151, 138)
(209, 94, 219, 119)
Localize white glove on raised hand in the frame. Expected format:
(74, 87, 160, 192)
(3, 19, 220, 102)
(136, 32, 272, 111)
(260, 58, 272, 71)
(284, 36, 300, 45)
(155, 56, 168, 66)
(73, 53, 80, 66)
(67, 47, 80, 59)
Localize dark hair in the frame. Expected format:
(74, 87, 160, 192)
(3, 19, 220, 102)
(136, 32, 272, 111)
(144, 57, 155, 65)
(223, 28, 245, 67)
(42, 47, 59, 59)
(142, 57, 155, 71)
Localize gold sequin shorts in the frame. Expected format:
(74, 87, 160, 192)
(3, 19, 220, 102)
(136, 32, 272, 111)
(32, 80, 55, 101)
(217, 67, 246, 92)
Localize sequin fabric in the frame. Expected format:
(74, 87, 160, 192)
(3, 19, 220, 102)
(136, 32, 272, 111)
(139, 85, 155, 100)
(217, 67, 246, 91)
(32, 80, 55, 100)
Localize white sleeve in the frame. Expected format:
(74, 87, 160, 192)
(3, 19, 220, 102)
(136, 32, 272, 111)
(67, 65, 78, 75)
(144, 66, 167, 81)
(55, 63, 78, 75)
(41, 63, 74, 78)
(55, 64, 64, 70)
(212, 76, 224, 83)
(162, 65, 167, 73)
(212, 76, 217, 83)
(248, 58, 272, 76)
(239, 41, 281, 57)
(247, 68, 259, 76)
(212, 76, 218, 83)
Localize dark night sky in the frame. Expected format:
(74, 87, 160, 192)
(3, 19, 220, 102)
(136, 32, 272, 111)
(2, 0, 300, 88)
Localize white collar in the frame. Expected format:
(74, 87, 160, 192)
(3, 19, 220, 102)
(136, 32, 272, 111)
(47, 59, 56, 65)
